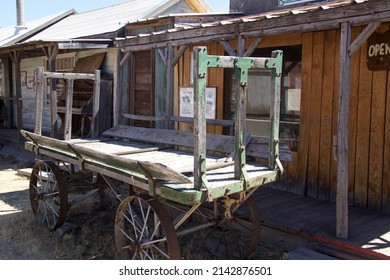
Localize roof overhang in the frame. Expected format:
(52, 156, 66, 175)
(0, 39, 113, 59)
(115, 0, 390, 51)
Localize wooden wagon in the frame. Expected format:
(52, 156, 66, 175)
(21, 47, 288, 259)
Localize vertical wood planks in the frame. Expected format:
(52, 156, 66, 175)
(330, 29, 341, 202)
(368, 67, 387, 211)
(307, 31, 325, 198)
(354, 33, 373, 208)
(318, 30, 336, 201)
(347, 26, 362, 205)
(297, 32, 313, 195)
(382, 68, 390, 215)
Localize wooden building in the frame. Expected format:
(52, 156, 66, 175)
(0, 0, 212, 137)
(114, 0, 390, 238)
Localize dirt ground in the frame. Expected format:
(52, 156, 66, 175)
(0, 153, 283, 260)
(0, 154, 119, 259)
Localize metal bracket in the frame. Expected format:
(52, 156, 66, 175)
(234, 57, 254, 85)
(67, 144, 85, 171)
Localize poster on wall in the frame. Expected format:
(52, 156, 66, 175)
(20, 71, 27, 86)
(286, 88, 301, 112)
(26, 76, 35, 92)
(179, 87, 216, 119)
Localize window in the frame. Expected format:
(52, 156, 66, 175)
(56, 53, 76, 72)
(224, 45, 301, 151)
(45, 53, 76, 72)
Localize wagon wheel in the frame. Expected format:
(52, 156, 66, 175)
(195, 195, 260, 259)
(115, 193, 180, 260)
(29, 160, 68, 230)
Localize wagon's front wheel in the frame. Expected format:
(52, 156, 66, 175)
(115, 193, 180, 260)
(29, 160, 68, 230)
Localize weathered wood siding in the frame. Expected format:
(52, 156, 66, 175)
(20, 57, 47, 131)
(267, 25, 390, 214)
(20, 49, 115, 133)
(175, 24, 390, 214)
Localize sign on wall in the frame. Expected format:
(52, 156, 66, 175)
(367, 30, 390, 71)
(179, 87, 216, 119)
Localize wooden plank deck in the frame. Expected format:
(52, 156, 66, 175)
(253, 186, 390, 258)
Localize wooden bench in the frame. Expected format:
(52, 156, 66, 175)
(103, 125, 292, 162)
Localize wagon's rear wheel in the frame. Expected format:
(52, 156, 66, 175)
(195, 195, 260, 259)
(29, 160, 68, 230)
(115, 193, 180, 260)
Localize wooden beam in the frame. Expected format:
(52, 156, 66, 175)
(34, 67, 45, 135)
(171, 45, 188, 66)
(115, 1, 390, 51)
(46, 44, 58, 138)
(166, 44, 174, 129)
(119, 52, 131, 67)
(243, 37, 262, 57)
(238, 35, 245, 57)
(92, 70, 101, 138)
(114, 49, 123, 127)
(157, 48, 167, 65)
(64, 79, 74, 141)
(43, 72, 96, 80)
(122, 113, 167, 122)
(220, 40, 237, 56)
(348, 21, 381, 56)
(336, 21, 351, 239)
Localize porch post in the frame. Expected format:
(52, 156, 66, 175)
(336, 21, 351, 239)
(10, 51, 22, 140)
(45, 44, 58, 138)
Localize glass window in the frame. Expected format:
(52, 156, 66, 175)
(224, 45, 301, 151)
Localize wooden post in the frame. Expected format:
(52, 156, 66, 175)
(113, 48, 122, 126)
(166, 44, 174, 129)
(238, 35, 245, 57)
(10, 51, 22, 139)
(193, 47, 208, 190)
(3, 59, 12, 128)
(46, 44, 58, 138)
(92, 70, 101, 138)
(34, 67, 45, 135)
(336, 21, 351, 239)
(64, 79, 74, 141)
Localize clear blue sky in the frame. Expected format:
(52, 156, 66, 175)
(0, 0, 230, 27)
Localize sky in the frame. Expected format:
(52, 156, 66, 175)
(0, 0, 230, 27)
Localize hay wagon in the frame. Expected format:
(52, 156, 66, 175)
(21, 47, 288, 259)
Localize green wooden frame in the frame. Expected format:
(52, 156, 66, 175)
(192, 46, 283, 191)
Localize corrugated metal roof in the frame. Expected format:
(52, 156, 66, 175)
(26, 0, 188, 41)
(0, 10, 74, 47)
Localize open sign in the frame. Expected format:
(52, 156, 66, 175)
(367, 30, 390, 71)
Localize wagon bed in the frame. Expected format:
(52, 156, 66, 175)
(21, 124, 289, 205)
